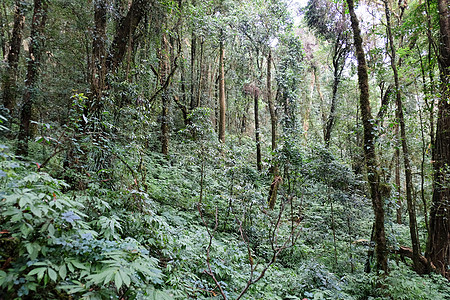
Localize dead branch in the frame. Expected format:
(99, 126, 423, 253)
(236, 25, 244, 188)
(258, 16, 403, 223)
(235, 198, 302, 300)
(198, 205, 228, 300)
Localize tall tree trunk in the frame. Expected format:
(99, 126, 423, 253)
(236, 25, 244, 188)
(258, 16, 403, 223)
(218, 33, 226, 143)
(159, 31, 170, 155)
(313, 66, 327, 133)
(267, 50, 276, 152)
(16, 0, 48, 157)
(384, 0, 422, 273)
(89, 0, 107, 116)
(0, 2, 6, 58)
(395, 142, 402, 224)
(427, 0, 450, 279)
(190, 0, 197, 111)
(196, 39, 204, 108)
(346, 0, 388, 273)
(324, 38, 347, 147)
(2, 0, 24, 116)
(254, 88, 261, 171)
(302, 71, 315, 139)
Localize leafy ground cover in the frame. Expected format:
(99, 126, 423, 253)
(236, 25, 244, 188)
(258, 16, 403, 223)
(1, 133, 450, 299)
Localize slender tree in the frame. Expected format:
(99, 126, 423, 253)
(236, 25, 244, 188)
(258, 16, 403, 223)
(383, 0, 422, 273)
(159, 31, 170, 155)
(346, 0, 388, 273)
(267, 50, 277, 152)
(1, 0, 25, 116)
(89, 0, 107, 116)
(305, 0, 350, 147)
(254, 84, 262, 171)
(16, 0, 48, 157)
(218, 30, 226, 143)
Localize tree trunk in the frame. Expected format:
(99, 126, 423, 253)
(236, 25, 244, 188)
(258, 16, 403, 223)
(159, 32, 170, 155)
(107, 0, 148, 73)
(16, 0, 48, 157)
(196, 39, 204, 108)
(0, 2, 6, 58)
(254, 88, 261, 171)
(313, 66, 327, 134)
(346, 0, 388, 273)
(89, 0, 107, 116)
(427, 0, 450, 279)
(324, 38, 347, 147)
(267, 50, 276, 152)
(395, 143, 402, 224)
(384, 0, 422, 273)
(190, 0, 197, 111)
(218, 34, 226, 143)
(2, 0, 25, 116)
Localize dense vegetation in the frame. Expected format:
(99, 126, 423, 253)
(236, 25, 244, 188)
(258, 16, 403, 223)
(1, 0, 450, 299)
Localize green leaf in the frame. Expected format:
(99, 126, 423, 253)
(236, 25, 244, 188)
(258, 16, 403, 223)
(0, 270, 6, 286)
(20, 223, 32, 237)
(28, 267, 46, 282)
(114, 271, 122, 290)
(67, 262, 74, 272)
(19, 196, 29, 208)
(30, 205, 42, 218)
(48, 267, 57, 281)
(59, 264, 67, 279)
(70, 259, 88, 270)
(28, 267, 46, 276)
(48, 223, 55, 236)
(119, 269, 131, 287)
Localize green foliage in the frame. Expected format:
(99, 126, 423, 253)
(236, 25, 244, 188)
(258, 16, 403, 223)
(0, 146, 168, 299)
(1, 0, 449, 298)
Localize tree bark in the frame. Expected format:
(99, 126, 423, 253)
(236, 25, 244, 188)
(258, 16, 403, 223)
(16, 0, 48, 157)
(89, 0, 107, 116)
(346, 0, 388, 273)
(159, 32, 170, 155)
(384, 0, 422, 273)
(324, 37, 347, 147)
(267, 50, 276, 152)
(218, 33, 226, 143)
(254, 88, 261, 171)
(2, 0, 25, 115)
(106, 0, 148, 73)
(190, 0, 197, 111)
(395, 143, 402, 224)
(427, 0, 450, 279)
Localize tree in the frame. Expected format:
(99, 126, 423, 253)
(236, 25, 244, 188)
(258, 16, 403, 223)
(305, 0, 351, 147)
(218, 30, 226, 143)
(16, 0, 48, 157)
(427, 0, 450, 279)
(1, 0, 25, 115)
(267, 50, 276, 152)
(159, 30, 171, 155)
(106, 0, 148, 73)
(346, 0, 388, 273)
(89, 0, 107, 116)
(383, 0, 422, 273)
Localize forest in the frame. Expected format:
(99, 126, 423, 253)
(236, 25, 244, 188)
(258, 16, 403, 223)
(1, 0, 450, 299)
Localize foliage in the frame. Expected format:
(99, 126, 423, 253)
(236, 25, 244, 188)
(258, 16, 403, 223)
(1, 0, 449, 298)
(0, 146, 168, 299)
